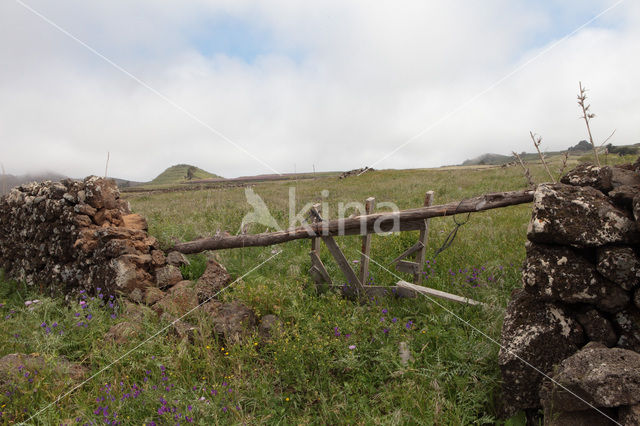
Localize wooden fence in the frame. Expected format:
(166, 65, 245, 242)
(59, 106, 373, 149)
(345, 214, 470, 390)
(172, 189, 533, 303)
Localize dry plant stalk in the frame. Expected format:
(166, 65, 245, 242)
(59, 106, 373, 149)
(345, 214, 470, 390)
(557, 151, 569, 178)
(104, 151, 110, 178)
(577, 82, 600, 166)
(512, 151, 535, 187)
(529, 131, 556, 183)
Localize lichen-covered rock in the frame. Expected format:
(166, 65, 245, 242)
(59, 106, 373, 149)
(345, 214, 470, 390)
(597, 246, 640, 291)
(609, 185, 640, 209)
(575, 308, 618, 347)
(522, 243, 629, 312)
(154, 265, 183, 288)
(613, 310, 640, 352)
(527, 183, 639, 248)
(195, 258, 231, 302)
(560, 163, 613, 192)
(499, 289, 584, 415)
(540, 342, 640, 411)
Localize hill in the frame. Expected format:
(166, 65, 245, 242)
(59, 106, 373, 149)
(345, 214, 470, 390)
(149, 164, 221, 185)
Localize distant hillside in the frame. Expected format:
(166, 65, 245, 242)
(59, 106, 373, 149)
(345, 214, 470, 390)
(149, 164, 221, 185)
(0, 172, 67, 196)
(461, 153, 514, 166)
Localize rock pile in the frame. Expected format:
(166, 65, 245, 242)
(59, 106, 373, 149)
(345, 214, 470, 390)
(0, 176, 173, 297)
(339, 166, 374, 179)
(499, 160, 640, 424)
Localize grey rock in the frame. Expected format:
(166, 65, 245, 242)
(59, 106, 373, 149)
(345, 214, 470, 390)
(575, 308, 618, 347)
(560, 162, 613, 192)
(154, 265, 183, 288)
(205, 301, 257, 343)
(613, 310, 640, 352)
(597, 246, 640, 291)
(527, 183, 639, 247)
(499, 290, 584, 415)
(522, 243, 629, 312)
(540, 342, 640, 411)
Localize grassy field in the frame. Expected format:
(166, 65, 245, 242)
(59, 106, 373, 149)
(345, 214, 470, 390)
(0, 154, 636, 425)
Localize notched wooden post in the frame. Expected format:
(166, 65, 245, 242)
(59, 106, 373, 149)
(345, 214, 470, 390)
(414, 191, 434, 284)
(359, 197, 375, 285)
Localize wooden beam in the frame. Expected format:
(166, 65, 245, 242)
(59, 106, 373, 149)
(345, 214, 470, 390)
(415, 191, 434, 284)
(396, 281, 486, 306)
(322, 236, 364, 293)
(309, 250, 332, 284)
(359, 197, 375, 284)
(171, 189, 534, 253)
(389, 241, 424, 264)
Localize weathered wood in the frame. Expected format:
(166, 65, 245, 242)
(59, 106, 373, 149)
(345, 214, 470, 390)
(172, 189, 534, 253)
(396, 281, 485, 306)
(359, 197, 375, 284)
(415, 191, 434, 284)
(309, 203, 321, 252)
(396, 260, 420, 274)
(389, 241, 424, 265)
(322, 236, 364, 292)
(309, 250, 332, 284)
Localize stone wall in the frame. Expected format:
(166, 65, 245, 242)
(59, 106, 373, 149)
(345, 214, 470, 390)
(0, 177, 181, 298)
(500, 161, 640, 424)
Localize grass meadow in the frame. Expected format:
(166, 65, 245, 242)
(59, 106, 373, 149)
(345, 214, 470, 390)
(0, 153, 635, 425)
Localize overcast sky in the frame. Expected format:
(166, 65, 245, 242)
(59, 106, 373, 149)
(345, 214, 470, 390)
(0, 0, 638, 180)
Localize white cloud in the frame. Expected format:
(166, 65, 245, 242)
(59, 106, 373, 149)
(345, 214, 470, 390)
(0, 0, 637, 180)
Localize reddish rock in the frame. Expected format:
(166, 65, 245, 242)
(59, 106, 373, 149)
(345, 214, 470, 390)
(152, 282, 198, 317)
(121, 214, 148, 231)
(150, 250, 166, 266)
(196, 258, 231, 302)
(144, 287, 166, 305)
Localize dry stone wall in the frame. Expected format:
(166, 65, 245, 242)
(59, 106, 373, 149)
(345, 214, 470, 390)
(500, 160, 640, 424)
(0, 176, 177, 297)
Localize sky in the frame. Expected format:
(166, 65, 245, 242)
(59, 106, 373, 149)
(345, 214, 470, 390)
(0, 0, 638, 181)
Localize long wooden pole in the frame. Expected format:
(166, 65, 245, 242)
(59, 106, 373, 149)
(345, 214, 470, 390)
(171, 189, 533, 254)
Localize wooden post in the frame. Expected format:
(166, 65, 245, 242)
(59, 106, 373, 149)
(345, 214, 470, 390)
(396, 281, 485, 306)
(309, 205, 365, 295)
(414, 191, 434, 284)
(359, 197, 375, 285)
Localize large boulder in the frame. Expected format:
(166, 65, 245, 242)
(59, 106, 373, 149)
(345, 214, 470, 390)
(540, 342, 640, 411)
(499, 290, 584, 415)
(522, 243, 629, 312)
(527, 184, 639, 248)
(597, 246, 640, 291)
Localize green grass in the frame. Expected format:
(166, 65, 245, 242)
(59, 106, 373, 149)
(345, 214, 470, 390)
(1, 159, 609, 424)
(149, 164, 221, 186)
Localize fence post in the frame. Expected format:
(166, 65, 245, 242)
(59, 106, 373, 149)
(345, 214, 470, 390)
(359, 197, 375, 285)
(414, 191, 434, 284)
